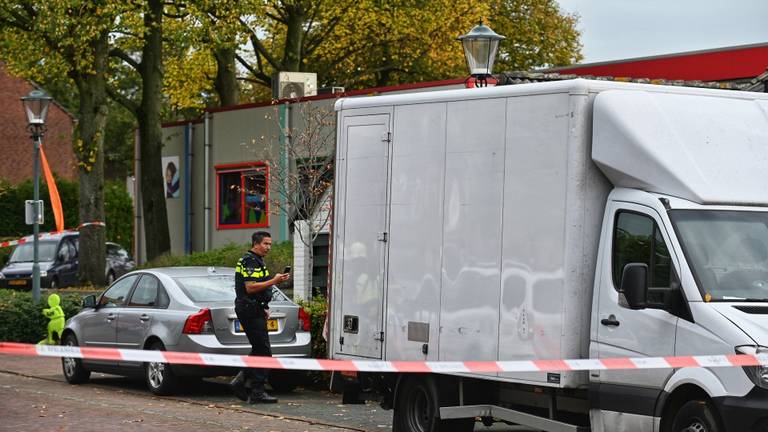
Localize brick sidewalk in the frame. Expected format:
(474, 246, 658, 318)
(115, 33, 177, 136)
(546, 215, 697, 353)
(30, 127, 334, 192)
(0, 355, 364, 432)
(0, 369, 355, 432)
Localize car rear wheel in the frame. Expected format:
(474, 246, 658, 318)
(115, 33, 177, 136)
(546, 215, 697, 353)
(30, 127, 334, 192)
(145, 341, 177, 396)
(61, 334, 90, 384)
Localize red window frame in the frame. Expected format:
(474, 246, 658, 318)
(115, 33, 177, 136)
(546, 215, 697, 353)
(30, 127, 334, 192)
(215, 162, 270, 230)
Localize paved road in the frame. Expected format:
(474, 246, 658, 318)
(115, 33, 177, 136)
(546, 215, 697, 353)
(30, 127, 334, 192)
(0, 354, 534, 432)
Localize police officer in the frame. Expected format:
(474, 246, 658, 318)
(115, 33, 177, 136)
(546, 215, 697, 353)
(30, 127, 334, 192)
(230, 231, 290, 403)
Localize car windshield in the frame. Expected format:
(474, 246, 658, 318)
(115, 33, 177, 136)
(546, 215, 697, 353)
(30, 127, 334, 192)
(173, 274, 289, 303)
(9, 242, 57, 262)
(670, 210, 768, 301)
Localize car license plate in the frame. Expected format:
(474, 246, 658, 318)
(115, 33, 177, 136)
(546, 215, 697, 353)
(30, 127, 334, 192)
(9, 279, 27, 286)
(234, 318, 278, 333)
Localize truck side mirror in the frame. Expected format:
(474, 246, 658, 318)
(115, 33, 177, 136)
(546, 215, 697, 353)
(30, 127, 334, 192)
(83, 295, 96, 309)
(619, 263, 648, 310)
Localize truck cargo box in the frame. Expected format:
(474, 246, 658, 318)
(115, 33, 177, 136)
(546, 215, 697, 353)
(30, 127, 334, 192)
(331, 80, 611, 388)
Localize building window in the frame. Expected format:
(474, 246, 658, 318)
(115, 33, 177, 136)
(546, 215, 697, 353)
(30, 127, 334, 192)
(216, 163, 269, 229)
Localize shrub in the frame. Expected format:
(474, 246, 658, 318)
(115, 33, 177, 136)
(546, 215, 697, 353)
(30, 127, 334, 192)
(298, 295, 330, 387)
(0, 177, 79, 237)
(0, 237, 14, 266)
(0, 289, 83, 343)
(142, 241, 293, 277)
(0, 178, 133, 248)
(105, 180, 133, 248)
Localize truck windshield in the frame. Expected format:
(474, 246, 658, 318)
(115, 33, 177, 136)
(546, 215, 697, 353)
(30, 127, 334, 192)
(670, 210, 768, 301)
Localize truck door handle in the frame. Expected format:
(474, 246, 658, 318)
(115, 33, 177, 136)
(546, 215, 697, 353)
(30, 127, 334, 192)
(139, 314, 150, 322)
(106, 313, 116, 322)
(601, 315, 620, 327)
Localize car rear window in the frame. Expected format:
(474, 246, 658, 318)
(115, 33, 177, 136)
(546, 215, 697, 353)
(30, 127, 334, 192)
(174, 275, 236, 302)
(173, 274, 289, 302)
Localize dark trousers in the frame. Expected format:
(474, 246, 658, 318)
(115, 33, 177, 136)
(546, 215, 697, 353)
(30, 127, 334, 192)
(235, 305, 272, 391)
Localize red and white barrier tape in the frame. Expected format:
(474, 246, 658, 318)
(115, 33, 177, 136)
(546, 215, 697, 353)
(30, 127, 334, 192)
(1, 342, 766, 373)
(0, 222, 106, 249)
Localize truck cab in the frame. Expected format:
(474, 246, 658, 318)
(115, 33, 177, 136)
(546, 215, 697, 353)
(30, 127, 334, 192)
(591, 188, 768, 432)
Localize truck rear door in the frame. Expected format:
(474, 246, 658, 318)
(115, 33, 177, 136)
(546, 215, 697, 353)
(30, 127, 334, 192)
(336, 113, 391, 359)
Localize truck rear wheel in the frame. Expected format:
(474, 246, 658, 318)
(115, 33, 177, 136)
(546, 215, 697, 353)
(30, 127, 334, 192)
(669, 400, 722, 432)
(393, 375, 474, 432)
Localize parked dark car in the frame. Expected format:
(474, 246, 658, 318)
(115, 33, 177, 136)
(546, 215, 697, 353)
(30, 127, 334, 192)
(0, 232, 135, 289)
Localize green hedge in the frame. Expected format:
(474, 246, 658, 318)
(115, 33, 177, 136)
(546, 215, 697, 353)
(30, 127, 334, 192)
(298, 295, 330, 387)
(0, 177, 79, 236)
(104, 181, 133, 247)
(0, 178, 133, 249)
(142, 241, 293, 277)
(0, 289, 83, 343)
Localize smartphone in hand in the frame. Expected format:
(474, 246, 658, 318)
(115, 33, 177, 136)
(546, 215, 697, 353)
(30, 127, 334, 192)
(283, 266, 292, 274)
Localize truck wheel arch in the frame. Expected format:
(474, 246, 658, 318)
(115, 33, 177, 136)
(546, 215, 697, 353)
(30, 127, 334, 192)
(662, 367, 727, 399)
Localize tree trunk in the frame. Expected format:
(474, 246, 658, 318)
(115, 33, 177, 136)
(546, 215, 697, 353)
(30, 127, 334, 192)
(213, 46, 239, 106)
(376, 43, 393, 87)
(138, 0, 171, 261)
(282, 7, 305, 72)
(73, 32, 109, 286)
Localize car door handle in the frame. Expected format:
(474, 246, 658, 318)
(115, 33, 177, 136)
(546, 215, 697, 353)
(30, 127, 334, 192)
(139, 314, 150, 322)
(106, 313, 116, 322)
(601, 315, 620, 327)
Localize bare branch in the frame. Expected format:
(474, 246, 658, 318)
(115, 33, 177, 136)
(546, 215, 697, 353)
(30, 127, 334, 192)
(235, 53, 271, 85)
(239, 18, 281, 70)
(109, 47, 140, 72)
(106, 84, 139, 115)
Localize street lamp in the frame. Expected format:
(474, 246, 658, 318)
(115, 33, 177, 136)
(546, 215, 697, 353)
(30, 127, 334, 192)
(458, 21, 505, 88)
(21, 89, 52, 304)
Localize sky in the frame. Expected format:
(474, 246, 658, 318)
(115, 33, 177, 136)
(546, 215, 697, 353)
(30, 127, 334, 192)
(555, 0, 768, 63)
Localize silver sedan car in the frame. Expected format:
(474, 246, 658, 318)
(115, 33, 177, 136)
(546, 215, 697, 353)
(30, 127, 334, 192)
(60, 266, 311, 395)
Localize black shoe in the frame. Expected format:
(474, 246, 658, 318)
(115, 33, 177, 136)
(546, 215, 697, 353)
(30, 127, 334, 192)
(247, 391, 278, 404)
(230, 372, 249, 401)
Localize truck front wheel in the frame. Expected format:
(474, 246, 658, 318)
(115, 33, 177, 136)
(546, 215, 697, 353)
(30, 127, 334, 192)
(669, 400, 722, 432)
(393, 375, 473, 432)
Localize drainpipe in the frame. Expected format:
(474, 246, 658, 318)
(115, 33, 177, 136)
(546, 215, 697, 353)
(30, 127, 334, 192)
(204, 112, 211, 251)
(282, 102, 291, 242)
(184, 122, 192, 254)
(134, 128, 143, 264)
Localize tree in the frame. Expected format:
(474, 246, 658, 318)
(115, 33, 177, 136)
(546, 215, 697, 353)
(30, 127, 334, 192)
(195, 0, 244, 107)
(243, 101, 335, 300)
(490, 0, 583, 72)
(0, 1, 122, 285)
(236, 0, 355, 90)
(236, 0, 580, 92)
(108, 0, 171, 261)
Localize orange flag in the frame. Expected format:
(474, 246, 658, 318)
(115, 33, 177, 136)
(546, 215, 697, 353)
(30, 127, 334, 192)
(39, 147, 64, 232)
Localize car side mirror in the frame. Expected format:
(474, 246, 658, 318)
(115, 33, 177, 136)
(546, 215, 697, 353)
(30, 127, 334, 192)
(619, 263, 648, 310)
(83, 295, 96, 309)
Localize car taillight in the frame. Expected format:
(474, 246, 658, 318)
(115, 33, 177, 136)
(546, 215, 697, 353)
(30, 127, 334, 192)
(182, 308, 213, 334)
(298, 307, 311, 332)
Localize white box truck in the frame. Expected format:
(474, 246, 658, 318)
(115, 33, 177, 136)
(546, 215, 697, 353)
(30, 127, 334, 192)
(329, 79, 768, 432)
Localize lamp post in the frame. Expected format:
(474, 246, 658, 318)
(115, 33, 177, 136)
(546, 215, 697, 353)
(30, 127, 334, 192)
(459, 21, 505, 88)
(21, 89, 52, 304)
